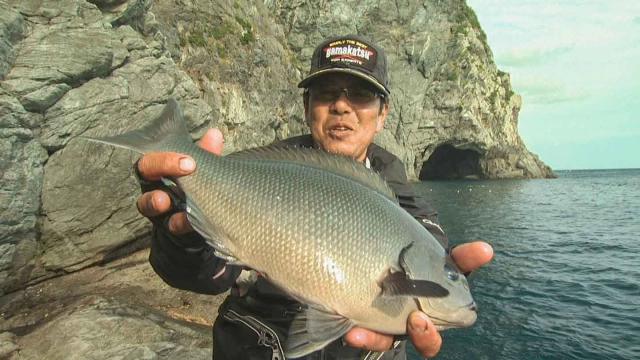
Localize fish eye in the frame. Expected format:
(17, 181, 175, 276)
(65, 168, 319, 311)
(444, 264, 460, 281)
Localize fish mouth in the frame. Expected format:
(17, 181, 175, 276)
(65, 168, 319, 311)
(467, 301, 477, 312)
(430, 311, 477, 329)
(420, 300, 478, 329)
(417, 299, 477, 313)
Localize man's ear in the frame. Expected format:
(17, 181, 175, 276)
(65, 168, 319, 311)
(376, 102, 389, 132)
(303, 93, 310, 125)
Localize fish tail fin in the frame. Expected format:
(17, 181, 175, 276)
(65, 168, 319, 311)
(81, 97, 191, 154)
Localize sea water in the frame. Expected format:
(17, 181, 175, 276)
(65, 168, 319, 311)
(407, 169, 640, 360)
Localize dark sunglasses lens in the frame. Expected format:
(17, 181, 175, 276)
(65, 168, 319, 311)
(312, 85, 341, 101)
(310, 85, 379, 103)
(348, 88, 378, 103)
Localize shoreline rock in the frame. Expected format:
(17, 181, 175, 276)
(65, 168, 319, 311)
(0, 249, 223, 359)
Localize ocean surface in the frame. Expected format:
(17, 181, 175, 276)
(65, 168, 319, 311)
(406, 169, 640, 360)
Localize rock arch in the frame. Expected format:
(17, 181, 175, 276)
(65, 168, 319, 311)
(419, 144, 482, 180)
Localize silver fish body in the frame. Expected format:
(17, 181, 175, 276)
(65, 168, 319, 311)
(83, 98, 476, 358)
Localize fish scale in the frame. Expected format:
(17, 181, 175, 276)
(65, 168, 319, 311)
(82, 98, 476, 358)
(182, 153, 423, 317)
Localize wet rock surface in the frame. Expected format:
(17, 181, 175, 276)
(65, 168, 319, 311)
(0, 250, 223, 359)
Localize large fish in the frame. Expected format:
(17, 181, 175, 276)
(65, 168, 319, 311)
(82, 98, 477, 358)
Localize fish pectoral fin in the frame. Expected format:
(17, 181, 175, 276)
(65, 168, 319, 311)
(185, 195, 240, 263)
(284, 305, 354, 358)
(381, 271, 450, 298)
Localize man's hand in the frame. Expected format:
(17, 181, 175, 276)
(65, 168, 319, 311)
(343, 241, 493, 358)
(136, 129, 224, 233)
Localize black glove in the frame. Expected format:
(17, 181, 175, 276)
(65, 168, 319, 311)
(134, 160, 205, 250)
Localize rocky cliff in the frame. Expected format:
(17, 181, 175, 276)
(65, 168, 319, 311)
(0, 0, 554, 358)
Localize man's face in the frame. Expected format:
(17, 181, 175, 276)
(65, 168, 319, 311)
(304, 73, 389, 162)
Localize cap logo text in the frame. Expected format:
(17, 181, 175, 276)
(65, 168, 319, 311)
(321, 39, 377, 70)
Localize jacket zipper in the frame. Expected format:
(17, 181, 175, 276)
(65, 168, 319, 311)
(224, 309, 284, 360)
(362, 340, 403, 360)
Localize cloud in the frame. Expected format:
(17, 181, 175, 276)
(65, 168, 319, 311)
(634, 16, 640, 24)
(497, 47, 572, 67)
(513, 77, 589, 105)
(470, 1, 640, 51)
(527, 91, 589, 105)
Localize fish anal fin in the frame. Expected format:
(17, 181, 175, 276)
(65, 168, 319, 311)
(284, 305, 354, 358)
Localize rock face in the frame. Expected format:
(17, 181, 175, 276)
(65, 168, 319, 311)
(14, 296, 212, 360)
(0, 0, 555, 357)
(0, 250, 221, 359)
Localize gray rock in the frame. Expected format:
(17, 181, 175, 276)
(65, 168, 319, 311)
(106, 0, 152, 34)
(0, 95, 47, 295)
(116, 24, 148, 51)
(40, 56, 207, 150)
(88, 0, 129, 8)
(0, 1, 24, 79)
(0, 244, 14, 273)
(5, 27, 114, 87)
(11, 296, 212, 360)
(0, 249, 224, 332)
(39, 139, 149, 272)
(38, 54, 211, 272)
(0, 250, 222, 358)
(0, 331, 19, 358)
(1, 79, 48, 98)
(5, 0, 104, 26)
(19, 83, 71, 113)
(0, 0, 211, 291)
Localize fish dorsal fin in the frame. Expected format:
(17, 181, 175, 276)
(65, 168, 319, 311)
(229, 145, 396, 201)
(284, 304, 354, 358)
(81, 97, 191, 155)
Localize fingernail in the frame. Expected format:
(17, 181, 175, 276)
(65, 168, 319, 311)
(409, 312, 429, 333)
(179, 157, 195, 172)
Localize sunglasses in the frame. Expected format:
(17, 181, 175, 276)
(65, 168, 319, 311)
(307, 84, 384, 104)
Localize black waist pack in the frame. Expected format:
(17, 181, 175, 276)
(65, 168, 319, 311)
(212, 295, 406, 360)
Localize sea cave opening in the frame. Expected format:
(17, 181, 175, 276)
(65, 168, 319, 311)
(419, 144, 482, 180)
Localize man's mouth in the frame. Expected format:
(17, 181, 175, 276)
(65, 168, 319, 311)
(327, 123, 354, 137)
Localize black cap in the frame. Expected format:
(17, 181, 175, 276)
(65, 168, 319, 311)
(297, 35, 390, 96)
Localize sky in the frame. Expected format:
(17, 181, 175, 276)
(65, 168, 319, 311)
(466, 0, 640, 170)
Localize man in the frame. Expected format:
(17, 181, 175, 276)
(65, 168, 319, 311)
(135, 35, 493, 359)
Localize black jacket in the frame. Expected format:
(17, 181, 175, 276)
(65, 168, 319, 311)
(147, 135, 448, 359)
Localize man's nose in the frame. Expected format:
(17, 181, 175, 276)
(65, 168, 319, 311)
(330, 91, 352, 114)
